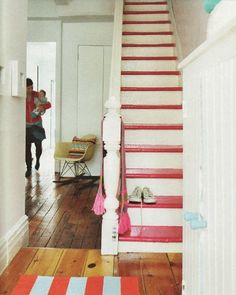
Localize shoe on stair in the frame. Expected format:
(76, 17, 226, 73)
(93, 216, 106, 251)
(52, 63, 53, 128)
(128, 186, 142, 203)
(143, 187, 156, 204)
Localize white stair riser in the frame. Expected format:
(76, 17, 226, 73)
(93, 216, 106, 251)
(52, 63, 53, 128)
(126, 152, 182, 168)
(125, 129, 182, 145)
(127, 178, 182, 195)
(123, 34, 173, 44)
(128, 207, 182, 226)
(125, 0, 167, 2)
(122, 47, 175, 57)
(122, 109, 182, 124)
(123, 23, 171, 32)
(121, 75, 180, 87)
(118, 241, 182, 253)
(123, 14, 169, 22)
(124, 4, 168, 12)
(121, 90, 182, 105)
(122, 60, 177, 71)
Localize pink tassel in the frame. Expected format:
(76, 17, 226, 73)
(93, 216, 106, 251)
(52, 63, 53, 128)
(118, 208, 131, 234)
(92, 180, 105, 215)
(118, 122, 131, 234)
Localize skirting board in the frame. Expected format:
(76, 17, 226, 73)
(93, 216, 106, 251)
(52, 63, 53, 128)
(0, 215, 29, 274)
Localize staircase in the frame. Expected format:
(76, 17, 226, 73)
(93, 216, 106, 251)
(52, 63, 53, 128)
(118, 0, 183, 253)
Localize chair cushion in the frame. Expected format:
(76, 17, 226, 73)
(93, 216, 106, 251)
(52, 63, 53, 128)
(68, 135, 97, 158)
(72, 135, 97, 144)
(68, 142, 88, 157)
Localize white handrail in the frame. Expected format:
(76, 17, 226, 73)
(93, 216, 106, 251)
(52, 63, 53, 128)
(101, 0, 124, 255)
(109, 0, 124, 102)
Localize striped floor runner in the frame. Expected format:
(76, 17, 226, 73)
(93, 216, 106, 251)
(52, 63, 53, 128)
(12, 275, 140, 295)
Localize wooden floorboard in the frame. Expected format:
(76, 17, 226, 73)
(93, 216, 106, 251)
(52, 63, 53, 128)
(0, 248, 182, 295)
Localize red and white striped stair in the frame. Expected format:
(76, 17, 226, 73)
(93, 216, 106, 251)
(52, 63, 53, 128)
(118, 0, 182, 253)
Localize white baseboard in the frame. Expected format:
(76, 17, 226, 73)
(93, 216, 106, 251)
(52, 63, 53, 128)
(0, 215, 29, 274)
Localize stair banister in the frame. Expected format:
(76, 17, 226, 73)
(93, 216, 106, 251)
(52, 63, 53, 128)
(101, 0, 124, 255)
(109, 0, 124, 100)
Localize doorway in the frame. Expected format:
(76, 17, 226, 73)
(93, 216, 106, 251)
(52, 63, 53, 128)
(26, 42, 56, 150)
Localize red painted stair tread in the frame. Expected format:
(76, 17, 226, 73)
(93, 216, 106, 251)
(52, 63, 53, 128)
(125, 144, 183, 152)
(128, 196, 183, 208)
(123, 10, 169, 14)
(122, 43, 175, 47)
(121, 104, 182, 109)
(121, 86, 182, 92)
(119, 226, 182, 242)
(122, 56, 177, 60)
(126, 168, 183, 178)
(125, 2, 168, 5)
(122, 31, 173, 35)
(123, 20, 171, 24)
(121, 71, 180, 75)
(124, 123, 183, 130)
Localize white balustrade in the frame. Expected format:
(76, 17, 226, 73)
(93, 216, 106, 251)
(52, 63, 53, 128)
(109, 0, 124, 101)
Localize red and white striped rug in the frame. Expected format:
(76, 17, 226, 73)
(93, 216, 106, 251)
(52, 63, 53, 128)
(12, 275, 140, 295)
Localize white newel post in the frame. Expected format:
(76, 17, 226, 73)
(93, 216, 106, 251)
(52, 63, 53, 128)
(101, 96, 121, 255)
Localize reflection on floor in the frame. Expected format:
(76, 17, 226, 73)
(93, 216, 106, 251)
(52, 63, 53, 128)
(25, 148, 101, 249)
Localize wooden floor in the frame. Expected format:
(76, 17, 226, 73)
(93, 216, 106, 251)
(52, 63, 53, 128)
(25, 149, 101, 248)
(0, 248, 182, 295)
(16, 149, 182, 294)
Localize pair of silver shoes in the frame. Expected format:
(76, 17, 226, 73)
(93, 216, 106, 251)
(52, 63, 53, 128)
(128, 186, 156, 204)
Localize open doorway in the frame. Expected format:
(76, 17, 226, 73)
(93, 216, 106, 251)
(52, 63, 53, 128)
(27, 42, 56, 151)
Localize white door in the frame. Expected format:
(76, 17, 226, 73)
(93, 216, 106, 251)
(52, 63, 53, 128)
(77, 45, 111, 136)
(77, 45, 111, 175)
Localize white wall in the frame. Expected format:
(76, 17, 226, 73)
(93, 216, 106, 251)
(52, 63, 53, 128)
(28, 0, 115, 18)
(62, 22, 113, 174)
(0, 0, 28, 273)
(171, 0, 209, 58)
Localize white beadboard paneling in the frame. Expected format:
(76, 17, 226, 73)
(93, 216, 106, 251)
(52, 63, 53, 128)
(180, 21, 236, 295)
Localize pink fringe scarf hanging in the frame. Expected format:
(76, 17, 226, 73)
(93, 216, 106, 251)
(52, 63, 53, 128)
(118, 121, 131, 234)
